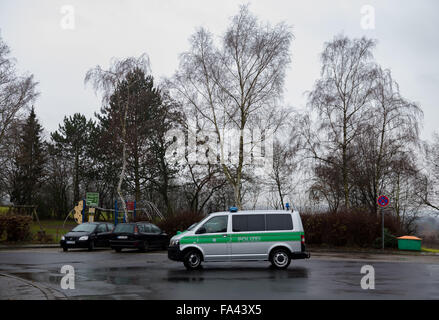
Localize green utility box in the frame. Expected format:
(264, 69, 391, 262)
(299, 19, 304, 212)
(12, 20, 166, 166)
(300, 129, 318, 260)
(397, 236, 422, 251)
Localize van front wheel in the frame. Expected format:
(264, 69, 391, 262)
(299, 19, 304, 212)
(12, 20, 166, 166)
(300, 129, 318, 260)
(270, 249, 291, 269)
(183, 250, 202, 270)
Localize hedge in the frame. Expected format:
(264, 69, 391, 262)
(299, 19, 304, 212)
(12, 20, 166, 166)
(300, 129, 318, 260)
(0, 215, 33, 242)
(301, 209, 402, 248)
(156, 211, 205, 236)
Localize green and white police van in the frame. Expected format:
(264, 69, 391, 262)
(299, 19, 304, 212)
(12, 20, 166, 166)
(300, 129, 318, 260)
(168, 208, 310, 270)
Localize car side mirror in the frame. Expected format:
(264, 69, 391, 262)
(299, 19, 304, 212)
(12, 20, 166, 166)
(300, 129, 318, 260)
(196, 227, 206, 234)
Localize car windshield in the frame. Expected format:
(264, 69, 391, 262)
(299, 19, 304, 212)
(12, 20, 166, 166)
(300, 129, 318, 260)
(114, 224, 135, 233)
(71, 224, 96, 232)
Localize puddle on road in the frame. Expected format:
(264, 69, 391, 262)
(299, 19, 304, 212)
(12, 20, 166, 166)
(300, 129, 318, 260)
(166, 266, 309, 283)
(11, 271, 64, 286)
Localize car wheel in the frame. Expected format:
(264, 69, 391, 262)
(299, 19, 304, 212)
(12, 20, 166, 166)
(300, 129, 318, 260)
(115, 248, 122, 253)
(270, 248, 291, 269)
(139, 241, 149, 252)
(88, 240, 95, 251)
(183, 250, 202, 270)
(62, 247, 68, 252)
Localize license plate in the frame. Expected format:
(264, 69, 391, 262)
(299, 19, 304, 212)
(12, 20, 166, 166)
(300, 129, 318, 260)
(66, 241, 75, 244)
(118, 236, 128, 239)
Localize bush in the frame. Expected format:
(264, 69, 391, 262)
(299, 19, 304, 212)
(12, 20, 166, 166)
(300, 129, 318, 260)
(157, 211, 205, 236)
(34, 230, 54, 243)
(373, 228, 398, 249)
(301, 209, 402, 248)
(4, 215, 33, 242)
(0, 216, 7, 239)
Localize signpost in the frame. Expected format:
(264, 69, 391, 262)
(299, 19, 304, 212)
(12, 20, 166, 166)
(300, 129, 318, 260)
(86, 192, 99, 223)
(377, 195, 390, 250)
(86, 192, 99, 207)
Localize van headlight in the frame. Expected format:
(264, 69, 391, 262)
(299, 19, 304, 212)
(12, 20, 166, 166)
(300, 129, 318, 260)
(170, 239, 180, 247)
(79, 236, 89, 241)
(61, 236, 65, 241)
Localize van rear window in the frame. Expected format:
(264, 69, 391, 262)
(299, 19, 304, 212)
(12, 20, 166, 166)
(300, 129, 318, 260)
(232, 215, 265, 232)
(232, 214, 293, 232)
(266, 214, 293, 231)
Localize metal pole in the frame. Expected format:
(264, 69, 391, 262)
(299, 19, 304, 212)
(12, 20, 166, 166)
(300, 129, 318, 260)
(134, 201, 136, 221)
(82, 199, 85, 223)
(382, 207, 384, 250)
(123, 201, 126, 223)
(115, 200, 118, 226)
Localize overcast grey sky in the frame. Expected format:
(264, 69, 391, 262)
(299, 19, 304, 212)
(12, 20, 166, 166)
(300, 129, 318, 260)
(0, 0, 438, 141)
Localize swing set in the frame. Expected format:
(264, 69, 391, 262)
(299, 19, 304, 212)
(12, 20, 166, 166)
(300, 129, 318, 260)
(62, 198, 164, 229)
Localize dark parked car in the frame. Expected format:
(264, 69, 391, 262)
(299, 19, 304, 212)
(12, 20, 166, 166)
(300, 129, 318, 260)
(60, 222, 114, 252)
(110, 222, 169, 252)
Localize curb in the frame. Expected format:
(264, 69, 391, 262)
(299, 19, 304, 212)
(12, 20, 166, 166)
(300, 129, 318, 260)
(0, 273, 67, 300)
(0, 244, 60, 250)
(308, 247, 439, 257)
(1, 244, 438, 257)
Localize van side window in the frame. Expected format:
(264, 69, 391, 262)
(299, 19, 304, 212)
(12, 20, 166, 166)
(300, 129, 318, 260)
(232, 215, 265, 232)
(266, 214, 293, 231)
(199, 216, 228, 233)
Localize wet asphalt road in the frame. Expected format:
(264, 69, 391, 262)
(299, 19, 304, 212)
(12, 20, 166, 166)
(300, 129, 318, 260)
(0, 248, 438, 300)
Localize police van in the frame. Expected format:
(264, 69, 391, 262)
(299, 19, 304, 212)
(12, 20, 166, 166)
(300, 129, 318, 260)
(168, 208, 310, 270)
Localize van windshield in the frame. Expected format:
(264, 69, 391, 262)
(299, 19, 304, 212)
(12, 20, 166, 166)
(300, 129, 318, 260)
(187, 223, 198, 231)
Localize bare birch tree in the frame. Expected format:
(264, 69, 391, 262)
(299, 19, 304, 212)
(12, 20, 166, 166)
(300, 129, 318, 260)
(0, 33, 38, 145)
(85, 54, 150, 221)
(267, 126, 302, 210)
(307, 35, 378, 209)
(169, 5, 293, 209)
(354, 67, 422, 214)
(417, 132, 439, 213)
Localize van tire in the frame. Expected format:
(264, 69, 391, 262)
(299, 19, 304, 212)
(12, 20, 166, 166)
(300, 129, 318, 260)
(270, 248, 291, 269)
(183, 250, 202, 270)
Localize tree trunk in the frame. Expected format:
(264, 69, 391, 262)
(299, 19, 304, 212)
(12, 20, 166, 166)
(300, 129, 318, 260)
(74, 149, 79, 204)
(342, 107, 349, 209)
(117, 102, 129, 222)
(134, 145, 140, 203)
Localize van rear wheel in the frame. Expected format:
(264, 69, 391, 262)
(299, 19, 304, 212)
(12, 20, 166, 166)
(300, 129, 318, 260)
(183, 250, 202, 270)
(270, 249, 291, 269)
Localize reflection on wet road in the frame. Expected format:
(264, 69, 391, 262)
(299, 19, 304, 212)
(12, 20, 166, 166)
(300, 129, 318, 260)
(0, 248, 438, 299)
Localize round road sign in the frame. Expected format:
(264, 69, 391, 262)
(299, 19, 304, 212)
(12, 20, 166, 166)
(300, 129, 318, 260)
(377, 195, 390, 208)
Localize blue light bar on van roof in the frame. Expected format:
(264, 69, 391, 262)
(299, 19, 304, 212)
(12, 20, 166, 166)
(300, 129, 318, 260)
(229, 207, 238, 212)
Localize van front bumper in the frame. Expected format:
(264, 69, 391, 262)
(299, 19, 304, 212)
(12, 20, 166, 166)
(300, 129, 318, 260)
(168, 246, 184, 261)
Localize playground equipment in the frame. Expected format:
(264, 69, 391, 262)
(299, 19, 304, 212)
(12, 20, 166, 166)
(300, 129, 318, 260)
(73, 200, 85, 224)
(99, 200, 164, 225)
(62, 198, 164, 228)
